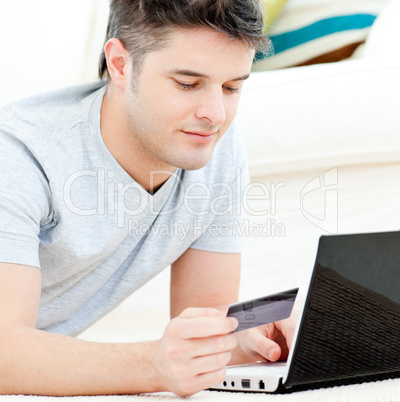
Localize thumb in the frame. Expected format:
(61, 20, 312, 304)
(275, 309, 299, 351)
(248, 329, 282, 362)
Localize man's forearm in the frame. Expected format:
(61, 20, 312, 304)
(0, 325, 161, 396)
(0, 306, 241, 397)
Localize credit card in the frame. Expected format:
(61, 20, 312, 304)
(227, 288, 299, 332)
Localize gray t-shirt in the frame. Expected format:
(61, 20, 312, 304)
(0, 81, 249, 336)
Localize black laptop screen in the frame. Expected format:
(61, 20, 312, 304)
(286, 231, 400, 387)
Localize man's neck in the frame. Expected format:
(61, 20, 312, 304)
(100, 85, 175, 193)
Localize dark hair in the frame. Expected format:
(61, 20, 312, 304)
(98, 0, 269, 79)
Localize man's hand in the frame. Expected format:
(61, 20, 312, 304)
(152, 307, 239, 397)
(232, 311, 298, 364)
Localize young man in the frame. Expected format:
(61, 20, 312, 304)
(0, 0, 294, 397)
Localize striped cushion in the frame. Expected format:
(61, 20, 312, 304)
(254, 0, 389, 70)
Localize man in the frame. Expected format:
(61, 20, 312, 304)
(0, 0, 294, 397)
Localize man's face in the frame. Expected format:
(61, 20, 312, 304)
(124, 28, 255, 171)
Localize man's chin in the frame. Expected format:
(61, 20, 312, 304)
(172, 151, 214, 170)
(165, 141, 217, 170)
(176, 158, 210, 171)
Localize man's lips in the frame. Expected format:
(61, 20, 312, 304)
(181, 130, 216, 143)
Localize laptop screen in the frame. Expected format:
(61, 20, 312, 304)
(285, 231, 400, 387)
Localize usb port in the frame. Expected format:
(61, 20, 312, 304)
(259, 380, 265, 390)
(241, 379, 251, 388)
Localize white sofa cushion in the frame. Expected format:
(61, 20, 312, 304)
(362, 0, 400, 60)
(236, 58, 400, 178)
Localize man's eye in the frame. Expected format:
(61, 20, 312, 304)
(224, 86, 240, 94)
(176, 81, 197, 90)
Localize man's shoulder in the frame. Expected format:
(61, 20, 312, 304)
(1, 80, 105, 113)
(0, 81, 106, 146)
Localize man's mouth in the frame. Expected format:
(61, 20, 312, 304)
(181, 130, 216, 144)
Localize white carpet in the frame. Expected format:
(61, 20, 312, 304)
(2, 378, 400, 401)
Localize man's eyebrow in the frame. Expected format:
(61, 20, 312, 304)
(169, 69, 250, 82)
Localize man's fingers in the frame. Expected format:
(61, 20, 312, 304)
(196, 367, 227, 391)
(189, 350, 232, 376)
(170, 309, 238, 339)
(155, 308, 240, 397)
(175, 367, 228, 397)
(275, 310, 298, 350)
(190, 333, 238, 358)
(179, 307, 222, 319)
(179, 316, 238, 339)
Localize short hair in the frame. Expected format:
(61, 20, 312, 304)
(98, 0, 269, 79)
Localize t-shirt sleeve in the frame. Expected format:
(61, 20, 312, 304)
(189, 123, 250, 253)
(0, 130, 52, 268)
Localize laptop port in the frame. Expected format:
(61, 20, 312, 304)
(259, 380, 265, 390)
(241, 379, 251, 388)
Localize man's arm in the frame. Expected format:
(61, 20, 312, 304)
(0, 262, 237, 397)
(170, 248, 241, 317)
(0, 262, 162, 395)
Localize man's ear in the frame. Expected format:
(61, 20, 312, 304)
(104, 38, 130, 89)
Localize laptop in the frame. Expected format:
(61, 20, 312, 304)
(211, 230, 400, 393)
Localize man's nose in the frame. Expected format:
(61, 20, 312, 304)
(194, 89, 226, 126)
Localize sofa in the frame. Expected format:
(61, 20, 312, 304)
(1, 0, 400, 400)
